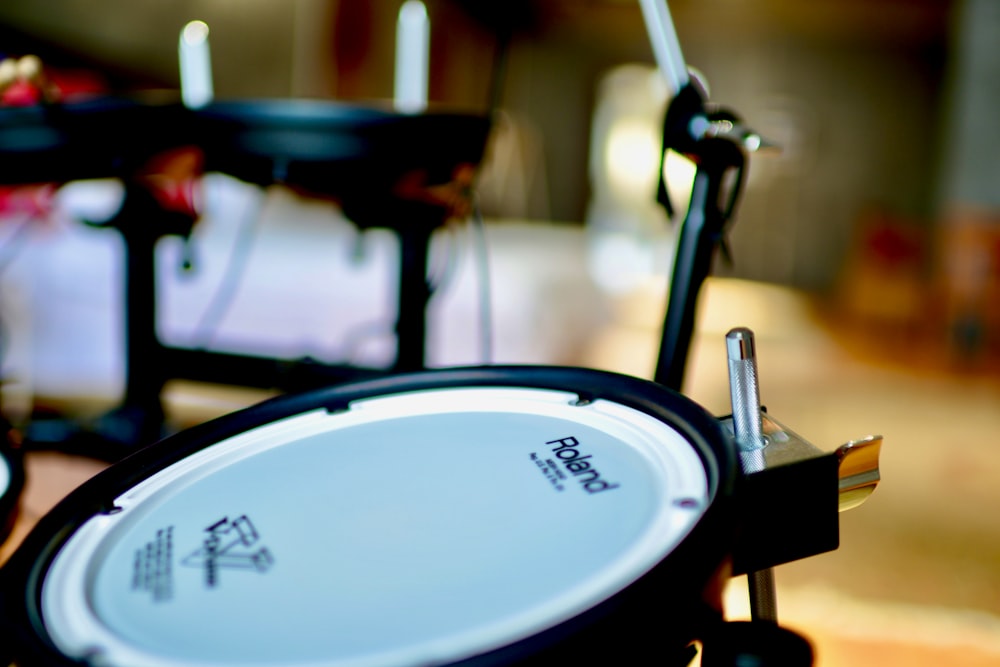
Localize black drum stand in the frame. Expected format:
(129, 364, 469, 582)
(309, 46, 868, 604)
(0, 98, 491, 461)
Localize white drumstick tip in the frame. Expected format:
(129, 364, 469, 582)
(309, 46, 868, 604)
(179, 20, 214, 109)
(394, 0, 430, 113)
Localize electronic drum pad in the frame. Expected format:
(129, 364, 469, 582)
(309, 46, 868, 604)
(0, 366, 841, 666)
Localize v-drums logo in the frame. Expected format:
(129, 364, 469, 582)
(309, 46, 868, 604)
(182, 515, 274, 588)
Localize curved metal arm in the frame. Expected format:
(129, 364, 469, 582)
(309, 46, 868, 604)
(653, 120, 746, 391)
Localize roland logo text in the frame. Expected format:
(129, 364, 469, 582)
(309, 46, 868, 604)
(546, 436, 620, 494)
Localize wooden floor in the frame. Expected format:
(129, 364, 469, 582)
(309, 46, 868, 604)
(0, 208, 998, 665)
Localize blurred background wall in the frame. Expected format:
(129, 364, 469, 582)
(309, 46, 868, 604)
(0, 1, 972, 267)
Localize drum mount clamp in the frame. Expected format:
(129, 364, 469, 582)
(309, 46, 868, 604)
(721, 326, 882, 622)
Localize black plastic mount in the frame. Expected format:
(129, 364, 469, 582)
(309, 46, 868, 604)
(653, 84, 748, 392)
(730, 451, 841, 575)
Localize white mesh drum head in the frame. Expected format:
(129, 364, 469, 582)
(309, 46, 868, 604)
(38, 385, 712, 667)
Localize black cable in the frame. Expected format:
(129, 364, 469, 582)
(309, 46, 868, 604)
(468, 24, 505, 366)
(426, 221, 461, 294)
(486, 29, 511, 115)
(469, 196, 494, 364)
(190, 186, 268, 348)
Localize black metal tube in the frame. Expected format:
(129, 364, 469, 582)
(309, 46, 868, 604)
(654, 166, 721, 391)
(119, 188, 167, 411)
(393, 221, 434, 372)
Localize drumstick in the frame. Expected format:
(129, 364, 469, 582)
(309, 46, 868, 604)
(0, 58, 19, 96)
(637, 0, 689, 96)
(179, 20, 214, 108)
(726, 327, 779, 624)
(394, 0, 429, 113)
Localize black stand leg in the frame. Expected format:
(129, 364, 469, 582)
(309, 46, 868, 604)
(394, 222, 434, 373)
(122, 196, 166, 411)
(24, 182, 195, 461)
(90, 183, 180, 453)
